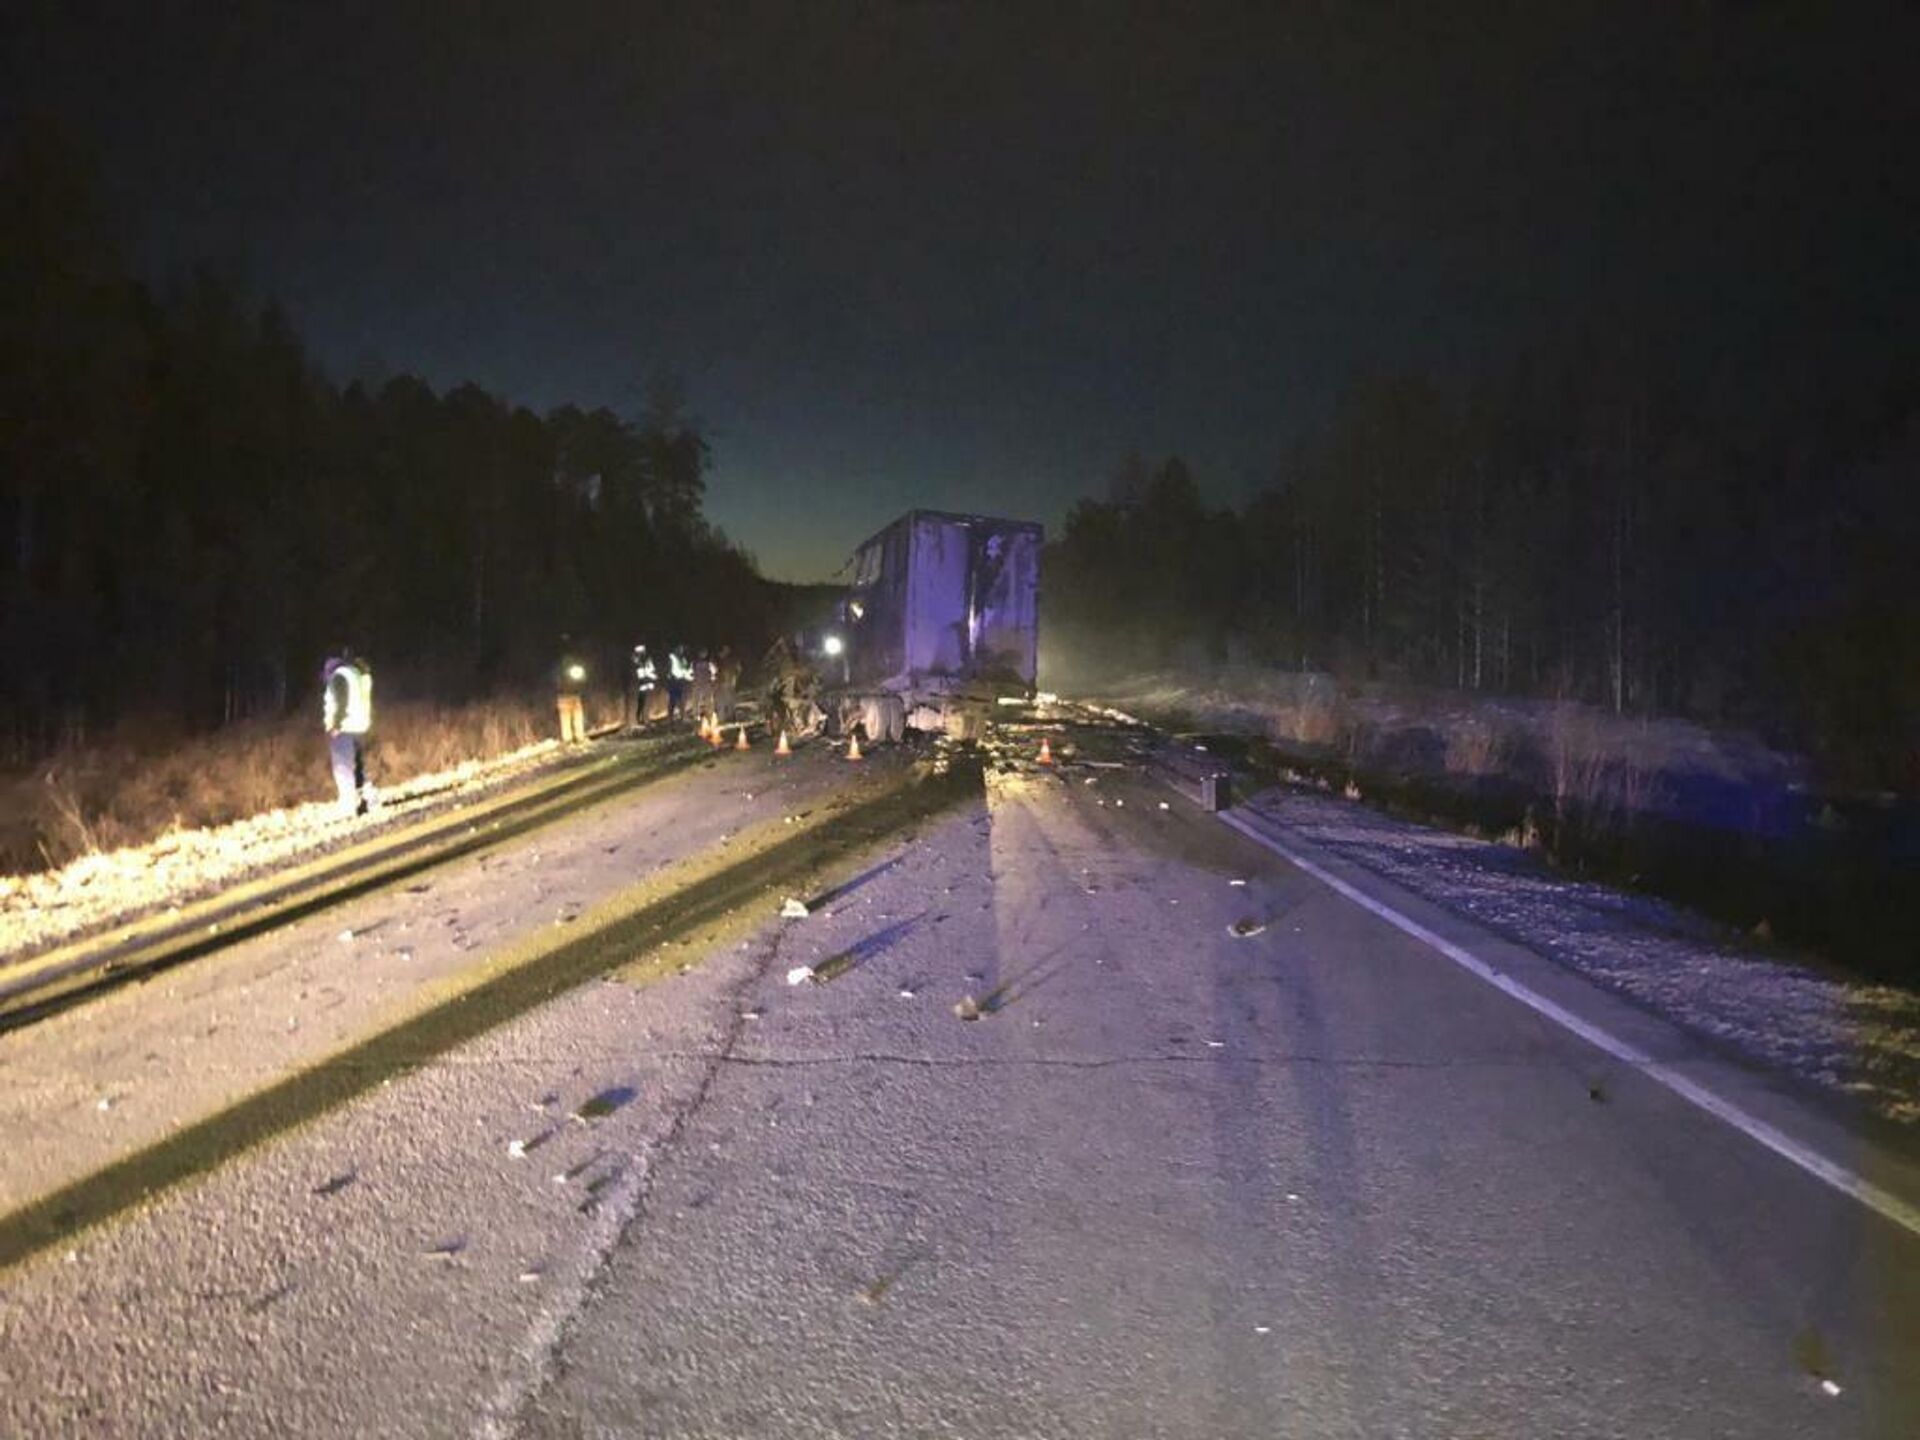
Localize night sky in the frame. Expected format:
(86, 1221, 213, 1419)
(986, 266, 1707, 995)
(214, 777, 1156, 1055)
(7, 1, 1916, 580)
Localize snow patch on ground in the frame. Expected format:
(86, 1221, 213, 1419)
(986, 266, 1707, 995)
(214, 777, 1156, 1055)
(0, 741, 572, 964)
(1244, 786, 1920, 1126)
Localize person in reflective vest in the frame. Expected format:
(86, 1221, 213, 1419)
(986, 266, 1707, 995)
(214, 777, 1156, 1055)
(321, 647, 375, 815)
(555, 638, 589, 744)
(666, 645, 695, 721)
(628, 642, 659, 730)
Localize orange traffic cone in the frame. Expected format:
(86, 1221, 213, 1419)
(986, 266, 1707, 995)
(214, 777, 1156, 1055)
(846, 732, 863, 761)
(735, 724, 750, 751)
(775, 729, 792, 757)
(1037, 736, 1054, 765)
(697, 713, 712, 741)
(706, 715, 724, 746)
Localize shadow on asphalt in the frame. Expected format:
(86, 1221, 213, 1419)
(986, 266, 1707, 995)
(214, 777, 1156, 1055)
(0, 760, 984, 1273)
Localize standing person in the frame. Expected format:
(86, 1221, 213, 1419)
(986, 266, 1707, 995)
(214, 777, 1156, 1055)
(555, 638, 589, 744)
(321, 646, 375, 816)
(666, 644, 694, 722)
(714, 644, 740, 722)
(628, 642, 658, 730)
(689, 648, 715, 726)
(763, 634, 821, 738)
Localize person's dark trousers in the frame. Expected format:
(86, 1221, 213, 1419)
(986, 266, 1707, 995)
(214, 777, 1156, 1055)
(329, 734, 366, 812)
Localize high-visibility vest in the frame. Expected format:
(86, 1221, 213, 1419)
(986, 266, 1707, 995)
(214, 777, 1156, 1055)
(324, 661, 373, 735)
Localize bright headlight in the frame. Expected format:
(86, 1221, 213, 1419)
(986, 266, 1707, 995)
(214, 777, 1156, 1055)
(822, 634, 845, 657)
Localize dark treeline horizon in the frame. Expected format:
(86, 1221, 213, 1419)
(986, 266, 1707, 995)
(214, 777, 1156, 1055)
(1, 125, 775, 757)
(6, 121, 1917, 792)
(1046, 342, 1919, 792)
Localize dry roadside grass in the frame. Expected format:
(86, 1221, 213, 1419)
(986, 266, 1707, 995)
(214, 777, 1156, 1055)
(1543, 700, 1666, 830)
(0, 695, 589, 876)
(1069, 664, 1784, 839)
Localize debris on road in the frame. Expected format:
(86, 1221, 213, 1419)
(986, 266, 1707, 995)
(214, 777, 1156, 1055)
(312, 1170, 356, 1197)
(507, 1139, 528, 1159)
(574, 1087, 635, 1121)
(1228, 918, 1266, 938)
(954, 995, 982, 1021)
(810, 952, 855, 984)
(786, 965, 815, 985)
(780, 897, 811, 918)
(421, 1238, 466, 1261)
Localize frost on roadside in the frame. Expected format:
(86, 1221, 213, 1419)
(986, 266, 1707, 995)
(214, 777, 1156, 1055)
(1246, 788, 1920, 1129)
(0, 740, 565, 963)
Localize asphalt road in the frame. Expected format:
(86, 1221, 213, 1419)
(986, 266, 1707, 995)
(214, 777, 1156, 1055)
(3, 724, 1917, 1438)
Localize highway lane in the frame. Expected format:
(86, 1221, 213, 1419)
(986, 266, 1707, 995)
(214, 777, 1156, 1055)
(3, 726, 1917, 1437)
(517, 759, 1920, 1439)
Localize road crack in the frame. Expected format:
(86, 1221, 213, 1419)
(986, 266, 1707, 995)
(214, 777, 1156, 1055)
(475, 919, 797, 1440)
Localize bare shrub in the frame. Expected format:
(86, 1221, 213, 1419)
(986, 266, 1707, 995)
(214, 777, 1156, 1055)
(37, 769, 104, 863)
(1547, 702, 1607, 823)
(1265, 690, 1347, 749)
(1498, 807, 1543, 851)
(1546, 702, 1666, 834)
(1445, 717, 1512, 777)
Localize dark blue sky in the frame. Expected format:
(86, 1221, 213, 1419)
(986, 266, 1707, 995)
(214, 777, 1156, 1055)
(7, 1, 1916, 579)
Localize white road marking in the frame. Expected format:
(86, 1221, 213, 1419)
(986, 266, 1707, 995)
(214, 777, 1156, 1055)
(1218, 807, 1920, 1242)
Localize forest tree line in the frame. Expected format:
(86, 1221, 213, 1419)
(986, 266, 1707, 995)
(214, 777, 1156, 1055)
(1046, 347, 1919, 790)
(1, 127, 774, 757)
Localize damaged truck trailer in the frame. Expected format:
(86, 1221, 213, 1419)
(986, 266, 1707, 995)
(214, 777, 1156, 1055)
(829, 510, 1043, 742)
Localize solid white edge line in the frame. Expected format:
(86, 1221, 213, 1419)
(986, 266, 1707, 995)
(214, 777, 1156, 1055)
(1218, 806, 1920, 1243)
